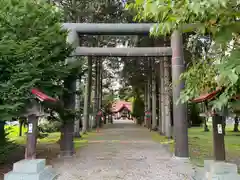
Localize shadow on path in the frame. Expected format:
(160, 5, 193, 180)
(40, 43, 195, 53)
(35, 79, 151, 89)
(54, 119, 196, 180)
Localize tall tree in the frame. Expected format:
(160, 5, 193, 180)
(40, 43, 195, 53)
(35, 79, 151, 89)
(82, 57, 92, 133)
(128, 0, 240, 110)
(0, 0, 74, 121)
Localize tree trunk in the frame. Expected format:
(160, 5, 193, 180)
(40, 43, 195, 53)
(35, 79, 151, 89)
(79, 113, 83, 130)
(187, 104, 192, 128)
(19, 120, 23, 137)
(160, 57, 165, 135)
(82, 81, 88, 134)
(25, 114, 38, 159)
(169, 59, 174, 137)
(233, 116, 239, 132)
(87, 57, 93, 130)
(147, 58, 152, 128)
(59, 122, 74, 157)
(99, 61, 103, 110)
(74, 120, 81, 138)
(104, 115, 107, 124)
(92, 58, 98, 128)
(222, 117, 226, 135)
(95, 58, 101, 129)
(97, 59, 102, 127)
(144, 83, 148, 127)
(163, 56, 171, 138)
(151, 58, 157, 130)
(60, 76, 75, 157)
(74, 79, 81, 137)
(82, 57, 92, 133)
(0, 121, 5, 145)
(204, 118, 209, 132)
(110, 114, 113, 124)
(158, 61, 162, 133)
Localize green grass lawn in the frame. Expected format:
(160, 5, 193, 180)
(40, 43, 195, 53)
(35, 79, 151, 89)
(152, 125, 240, 167)
(4, 125, 95, 160)
(5, 125, 94, 147)
(4, 125, 95, 163)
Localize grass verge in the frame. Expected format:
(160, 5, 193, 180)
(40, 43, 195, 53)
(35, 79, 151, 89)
(151, 125, 240, 167)
(5, 125, 95, 147)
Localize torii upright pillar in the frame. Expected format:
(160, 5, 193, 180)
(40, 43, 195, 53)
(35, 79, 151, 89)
(171, 30, 189, 158)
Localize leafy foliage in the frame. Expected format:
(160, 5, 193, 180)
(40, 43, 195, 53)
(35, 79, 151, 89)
(128, 0, 240, 110)
(54, 0, 134, 114)
(188, 103, 203, 126)
(102, 91, 114, 114)
(120, 36, 154, 94)
(132, 90, 144, 123)
(0, 142, 19, 164)
(55, 0, 131, 46)
(0, 122, 19, 164)
(0, 0, 79, 120)
(118, 86, 134, 101)
(38, 121, 62, 133)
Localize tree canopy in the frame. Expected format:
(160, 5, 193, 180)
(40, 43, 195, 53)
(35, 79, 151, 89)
(0, 0, 78, 120)
(128, 0, 240, 110)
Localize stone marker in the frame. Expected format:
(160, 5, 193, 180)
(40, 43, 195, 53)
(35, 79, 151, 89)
(4, 159, 58, 180)
(194, 160, 240, 180)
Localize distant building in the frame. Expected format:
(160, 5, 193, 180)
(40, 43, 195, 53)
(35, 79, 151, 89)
(111, 100, 132, 120)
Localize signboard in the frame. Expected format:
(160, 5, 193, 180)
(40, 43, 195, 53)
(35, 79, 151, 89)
(217, 124, 223, 134)
(28, 123, 33, 133)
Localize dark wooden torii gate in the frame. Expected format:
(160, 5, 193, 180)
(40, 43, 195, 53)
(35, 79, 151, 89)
(63, 23, 189, 158)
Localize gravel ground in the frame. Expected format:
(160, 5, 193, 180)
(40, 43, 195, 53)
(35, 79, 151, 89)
(54, 119, 197, 180)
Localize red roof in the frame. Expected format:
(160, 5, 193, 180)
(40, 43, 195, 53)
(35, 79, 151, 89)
(191, 88, 223, 103)
(31, 88, 57, 102)
(111, 100, 132, 113)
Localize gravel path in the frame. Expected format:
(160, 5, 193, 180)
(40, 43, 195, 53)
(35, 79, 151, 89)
(54, 119, 197, 180)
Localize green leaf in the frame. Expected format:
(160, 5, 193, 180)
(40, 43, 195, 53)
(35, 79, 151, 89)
(0, 0, 79, 120)
(227, 71, 239, 85)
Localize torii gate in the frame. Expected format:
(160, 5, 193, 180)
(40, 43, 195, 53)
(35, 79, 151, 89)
(63, 23, 188, 158)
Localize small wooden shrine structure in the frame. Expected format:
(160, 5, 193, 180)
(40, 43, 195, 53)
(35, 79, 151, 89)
(191, 88, 226, 161)
(24, 88, 57, 159)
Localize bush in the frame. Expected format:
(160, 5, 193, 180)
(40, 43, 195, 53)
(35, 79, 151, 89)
(0, 121, 19, 164)
(0, 142, 19, 164)
(188, 103, 203, 126)
(132, 95, 144, 124)
(38, 121, 61, 133)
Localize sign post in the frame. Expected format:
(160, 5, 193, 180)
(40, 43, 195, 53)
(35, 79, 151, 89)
(212, 114, 225, 161)
(25, 114, 38, 159)
(191, 88, 226, 161)
(23, 100, 42, 160)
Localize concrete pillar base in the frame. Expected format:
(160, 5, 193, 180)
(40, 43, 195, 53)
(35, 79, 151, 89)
(170, 155, 197, 178)
(171, 155, 190, 162)
(194, 160, 240, 180)
(4, 159, 58, 180)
